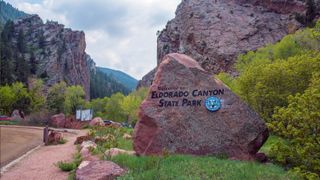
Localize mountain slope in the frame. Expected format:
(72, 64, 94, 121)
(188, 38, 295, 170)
(0, 14, 93, 99)
(0, 0, 28, 26)
(90, 69, 131, 99)
(97, 67, 138, 90)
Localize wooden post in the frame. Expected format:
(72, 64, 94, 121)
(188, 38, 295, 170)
(43, 125, 49, 145)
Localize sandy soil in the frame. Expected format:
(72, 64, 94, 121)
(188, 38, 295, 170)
(1, 126, 86, 180)
(0, 126, 43, 168)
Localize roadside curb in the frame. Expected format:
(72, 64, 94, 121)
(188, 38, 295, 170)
(0, 145, 42, 175)
(0, 125, 80, 134)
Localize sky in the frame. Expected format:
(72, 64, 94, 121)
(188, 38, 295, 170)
(6, 0, 181, 79)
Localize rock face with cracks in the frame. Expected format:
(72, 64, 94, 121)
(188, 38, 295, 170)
(134, 53, 268, 160)
(138, 0, 320, 87)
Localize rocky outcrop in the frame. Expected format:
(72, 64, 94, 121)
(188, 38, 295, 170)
(139, 0, 319, 87)
(134, 53, 268, 160)
(11, 15, 94, 99)
(48, 130, 63, 145)
(104, 148, 136, 158)
(137, 68, 157, 89)
(50, 113, 66, 128)
(76, 160, 126, 180)
(89, 117, 105, 127)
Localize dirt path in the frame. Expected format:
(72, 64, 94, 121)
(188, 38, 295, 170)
(1, 127, 87, 180)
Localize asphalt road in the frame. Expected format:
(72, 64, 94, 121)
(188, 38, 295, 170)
(0, 126, 43, 168)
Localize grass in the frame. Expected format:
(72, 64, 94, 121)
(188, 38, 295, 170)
(259, 135, 287, 156)
(88, 127, 296, 179)
(57, 161, 77, 172)
(56, 151, 82, 180)
(58, 138, 68, 144)
(111, 154, 297, 180)
(0, 120, 19, 125)
(88, 127, 133, 158)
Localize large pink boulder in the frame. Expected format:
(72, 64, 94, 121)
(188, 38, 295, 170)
(133, 53, 268, 160)
(50, 113, 66, 128)
(75, 160, 125, 180)
(89, 117, 104, 127)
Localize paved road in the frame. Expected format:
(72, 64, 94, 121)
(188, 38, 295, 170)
(0, 126, 43, 168)
(0, 126, 86, 180)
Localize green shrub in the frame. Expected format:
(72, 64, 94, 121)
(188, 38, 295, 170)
(0, 120, 19, 125)
(56, 161, 77, 172)
(58, 138, 67, 144)
(236, 52, 320, 120)
(88, 126, 133, 157)
(56, 152, 82, 173)
(268, 73, 320, 178)
(216, 21, 320, 178)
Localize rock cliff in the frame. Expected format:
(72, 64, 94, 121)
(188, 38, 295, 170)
(138, 0, 319, 88)
(11, 15, 94, 99)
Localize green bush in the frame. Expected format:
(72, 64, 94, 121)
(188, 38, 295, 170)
(87, 87, 148, 126)
(268, 73, 320, 178)
(216, 21, 320, 178)
(88, 126, 133, 157)
(56, 161, 77, 172)
(237, 52, 320, 120)
(56, 152, 82, 173)
(58, 138, 67, 144)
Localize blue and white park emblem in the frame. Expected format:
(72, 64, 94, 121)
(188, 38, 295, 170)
(205, 96, 221, 112)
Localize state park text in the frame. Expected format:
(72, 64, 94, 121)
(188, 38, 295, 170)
(151, 88, 225, 107)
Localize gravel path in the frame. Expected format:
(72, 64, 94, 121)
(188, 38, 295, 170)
(1, 129, 87, 180)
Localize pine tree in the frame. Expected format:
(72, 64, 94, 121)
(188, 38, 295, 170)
(30, 51, 37, 75)
(0, 21, 15, 85)
(15, 53, 30, 83)
(17, 29, 26, 53)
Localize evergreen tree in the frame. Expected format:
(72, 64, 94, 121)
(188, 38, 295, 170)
(17, 29, 26, 53)
(15, 54, 30, 83)
(0, 21, 15, 85)
(30, 51, 37, 75)
(306, 0, 316, 25)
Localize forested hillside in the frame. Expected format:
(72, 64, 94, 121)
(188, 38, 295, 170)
(90, 69, 131, 99)
(0, 0, 28, 28)
(217, 20, 320, 178)
(97, 67, 138, 91)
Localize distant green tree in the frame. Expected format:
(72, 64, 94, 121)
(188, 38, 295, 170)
(120, 87, 148, 126)
(47, 81, 67, 114)
(0, 85, 15, 114)
(28, 78, 45, 112)
(88, 97, 109, 118)
(10, 82, 31, 114)
(64, 85, 85, 115)
(104, 92, 126, 122)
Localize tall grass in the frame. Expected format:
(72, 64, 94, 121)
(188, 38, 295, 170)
(112, 154, 297, 180)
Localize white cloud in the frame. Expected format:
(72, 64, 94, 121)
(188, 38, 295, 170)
(6, 0, 181, 79)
